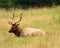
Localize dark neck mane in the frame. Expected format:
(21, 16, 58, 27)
(13, 27, 23, 37)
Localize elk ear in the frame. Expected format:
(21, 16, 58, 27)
(8, 21, 12, 25)
(16, 23, 20, 26)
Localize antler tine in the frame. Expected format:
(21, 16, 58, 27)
(11, 12, 14, 24)
(15, 13, 23, 24)
(8, 13, 14, 25)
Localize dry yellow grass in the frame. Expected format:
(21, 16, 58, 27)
(0, 6, 60, 48)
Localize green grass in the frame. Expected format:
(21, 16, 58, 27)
(0, 6, 60, 48)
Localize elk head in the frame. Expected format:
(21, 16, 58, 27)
(8, 13, 23, 34)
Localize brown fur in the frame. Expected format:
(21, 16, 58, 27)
(9, 25, 46, 37)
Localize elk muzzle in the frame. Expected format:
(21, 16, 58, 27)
(9, 30, 12, 33)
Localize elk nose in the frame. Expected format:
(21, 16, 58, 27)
(9, 30, 11, 33)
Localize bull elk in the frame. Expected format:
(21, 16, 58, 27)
(8, 13, 46, 37)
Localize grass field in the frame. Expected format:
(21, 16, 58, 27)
(0, 6, 60, 48)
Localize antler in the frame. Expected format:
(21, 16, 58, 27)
(8, 10, 23, 25)
(12, 13, 14, 24)
(14, 13, 23, 24)
(8, 13, 15, 25)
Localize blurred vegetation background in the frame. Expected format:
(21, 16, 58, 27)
(0, 0, 60, 9)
